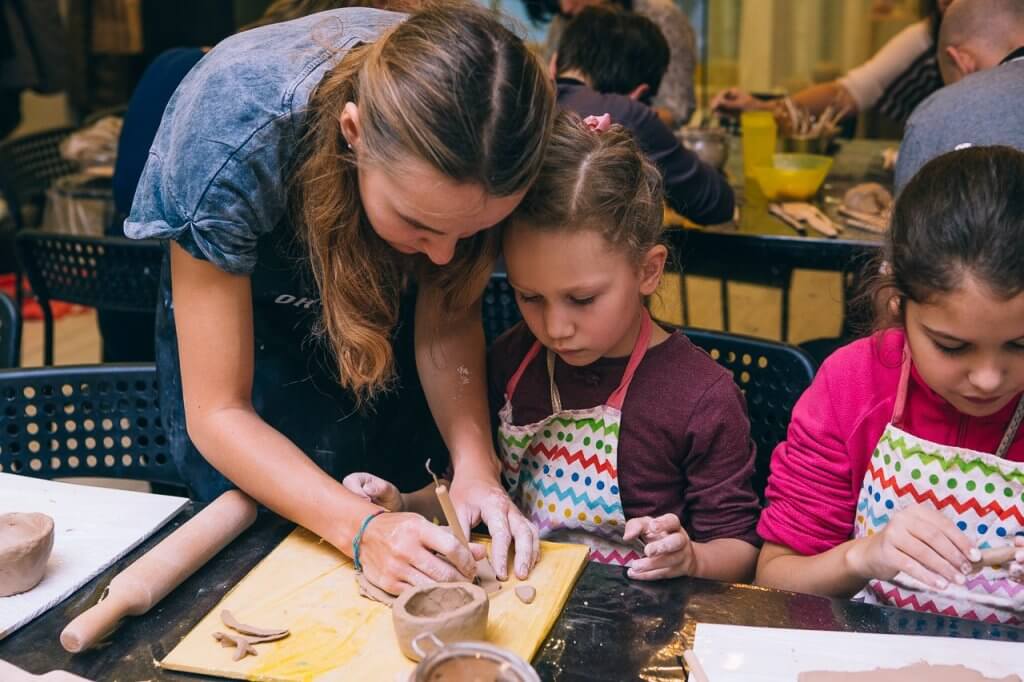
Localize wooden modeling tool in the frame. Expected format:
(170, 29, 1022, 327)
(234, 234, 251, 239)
(425, 460, 500, 593)
(60, 490, 258, 653)
(973, 545, 1019, 569)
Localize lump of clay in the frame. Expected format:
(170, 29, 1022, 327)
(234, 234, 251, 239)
(842, 182, 893, 216)
(392, 582, 488, 661)
(0, 512, 55, 597)
(799, 662, 1021, 682)
(514, 585, 536, 604)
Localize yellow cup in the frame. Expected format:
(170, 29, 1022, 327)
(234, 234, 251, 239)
(741, 111, 778, 181)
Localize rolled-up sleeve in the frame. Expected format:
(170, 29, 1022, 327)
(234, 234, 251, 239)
(124, 49, 293, 275)
(758, 361, 859, 555)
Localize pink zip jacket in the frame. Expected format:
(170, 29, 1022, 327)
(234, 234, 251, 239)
(758, 329, 1024, 555)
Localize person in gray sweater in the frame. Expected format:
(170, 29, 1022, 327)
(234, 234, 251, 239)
(895, 0, 1024, 191)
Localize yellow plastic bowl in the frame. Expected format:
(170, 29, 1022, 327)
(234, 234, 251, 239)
(752, 153, 833, 200)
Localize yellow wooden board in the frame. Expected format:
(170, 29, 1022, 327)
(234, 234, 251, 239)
(160, 528, 589, 681)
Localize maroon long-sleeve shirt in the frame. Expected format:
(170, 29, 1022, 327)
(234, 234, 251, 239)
(488, 323, 761, 546)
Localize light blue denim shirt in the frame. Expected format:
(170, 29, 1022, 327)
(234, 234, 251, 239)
(125, 8, 404, 273)
(120, 9, 458, 503)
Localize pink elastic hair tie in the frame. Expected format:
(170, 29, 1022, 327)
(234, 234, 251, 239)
(583, 113, 612, 133)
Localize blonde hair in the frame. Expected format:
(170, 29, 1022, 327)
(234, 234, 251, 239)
(291, 2, 554, 403)
(508, 111, 664, 263)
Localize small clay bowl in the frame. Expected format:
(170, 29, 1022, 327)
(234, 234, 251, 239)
(0, 512, 55, 597)
(393, 582, 488, 661)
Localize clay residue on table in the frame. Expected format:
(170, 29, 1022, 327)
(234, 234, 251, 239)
(799, 662, 1022, 682)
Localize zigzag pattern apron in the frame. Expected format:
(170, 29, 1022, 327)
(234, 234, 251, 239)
(497, 313, 653, 566)
(854, 352, 1024, 624)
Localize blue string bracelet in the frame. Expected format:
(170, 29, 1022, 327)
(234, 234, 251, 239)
(352, 509, 388, 572)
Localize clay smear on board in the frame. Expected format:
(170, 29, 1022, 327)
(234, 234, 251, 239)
(799, 662, 1022, 682)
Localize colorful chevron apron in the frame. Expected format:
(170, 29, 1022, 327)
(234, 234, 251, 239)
(854, 352, 1024, 624)
(497, 313, 653, 566)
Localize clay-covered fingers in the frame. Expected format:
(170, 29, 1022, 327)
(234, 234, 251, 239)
(623, 517, 655, 543)
(341, 472, 403, 511)
(643, 528, 690, 557)
(506, 505, 539, 579)
(628, 550, 690, 580)
(419, 523, 478, 581)
(880, 506, 976, 587)
(479, 500, 513, 581)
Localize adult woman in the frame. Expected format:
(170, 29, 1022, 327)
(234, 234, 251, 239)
(126, 3, 555, 595)
(712, 0, 952, 128)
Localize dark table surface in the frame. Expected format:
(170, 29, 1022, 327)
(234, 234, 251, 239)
(667, 139, 890, 272)
(3, 504, 1021, 681)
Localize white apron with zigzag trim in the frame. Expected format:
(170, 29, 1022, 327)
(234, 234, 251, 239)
(497, 313, 653, 566)
(853, 351, 1024, 624)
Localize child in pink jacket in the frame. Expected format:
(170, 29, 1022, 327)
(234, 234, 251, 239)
(757, 146, 1024, 624)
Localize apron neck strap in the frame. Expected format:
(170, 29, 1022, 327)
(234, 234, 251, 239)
(506, 310, 654, 412)
(891, 343, 912, 427)
(995, 396, 1024, 459)
(505, 341, 544, 401)
(606, 310, 653, 410)
(892, 343, 1024, 457)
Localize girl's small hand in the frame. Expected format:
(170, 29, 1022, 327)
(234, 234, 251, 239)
(1009, 536, 1024, 584)
(623, 513, 698, 580)
(342, 472, 404, 512)
(357, 511, 485, 596)
(450, 468, 539, 581)
(847, 504, 978, 590)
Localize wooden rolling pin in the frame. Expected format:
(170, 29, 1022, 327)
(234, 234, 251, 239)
(60, 490, 258, 653)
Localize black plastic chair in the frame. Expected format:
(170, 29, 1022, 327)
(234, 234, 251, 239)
(482, 272, 521, 346)
(0, 363, 186, 490)
(0, 127, 78, 352)
(15, 232, 163, 366)
(682, 328, 816, 500)
(0, 291, 17, 369)
(665, 228, 878, 364)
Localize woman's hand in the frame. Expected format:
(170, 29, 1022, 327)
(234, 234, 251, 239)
(342, 472, 405, 512)
(623, 514, 698, 580)
(711, 87, 769, 114)
(357, 511, 484, 596)
(846, 504, 978, 590)
(449, 465, 539, 581)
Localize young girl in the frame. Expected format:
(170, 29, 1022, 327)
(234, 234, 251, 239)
(757, 146, 1024, 623)
(488, 112, 760, 580)
(125, 3, 554, 596)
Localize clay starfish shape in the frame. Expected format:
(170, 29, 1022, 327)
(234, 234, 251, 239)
(211, 610, 290, 661)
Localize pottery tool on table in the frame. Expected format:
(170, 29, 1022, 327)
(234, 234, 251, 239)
(424, 458, 499, 591)
(771, 202, 840, 237)
(60, 490, 258, 653)
(0, 474, 188, 641)
(159, 527, 589, 681)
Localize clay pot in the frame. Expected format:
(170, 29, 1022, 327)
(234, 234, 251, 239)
(392, 582, 488, 661)
(0, 512, 55, 597)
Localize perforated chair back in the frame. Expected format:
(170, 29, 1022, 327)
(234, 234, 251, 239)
(15, 232, 163, 365)
(683, 329, 816, 499)
(0, 291, 17, 368)
(0, 127, 77, 231)
(0, 364, 184, 488)
(483, 272, 521, 345)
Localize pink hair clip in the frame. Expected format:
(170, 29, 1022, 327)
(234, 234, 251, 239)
(583, 113, 612, 133)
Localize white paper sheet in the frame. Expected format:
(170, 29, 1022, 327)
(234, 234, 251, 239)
(0, 474, 188, 638)
(688, 623, 1023, 681)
